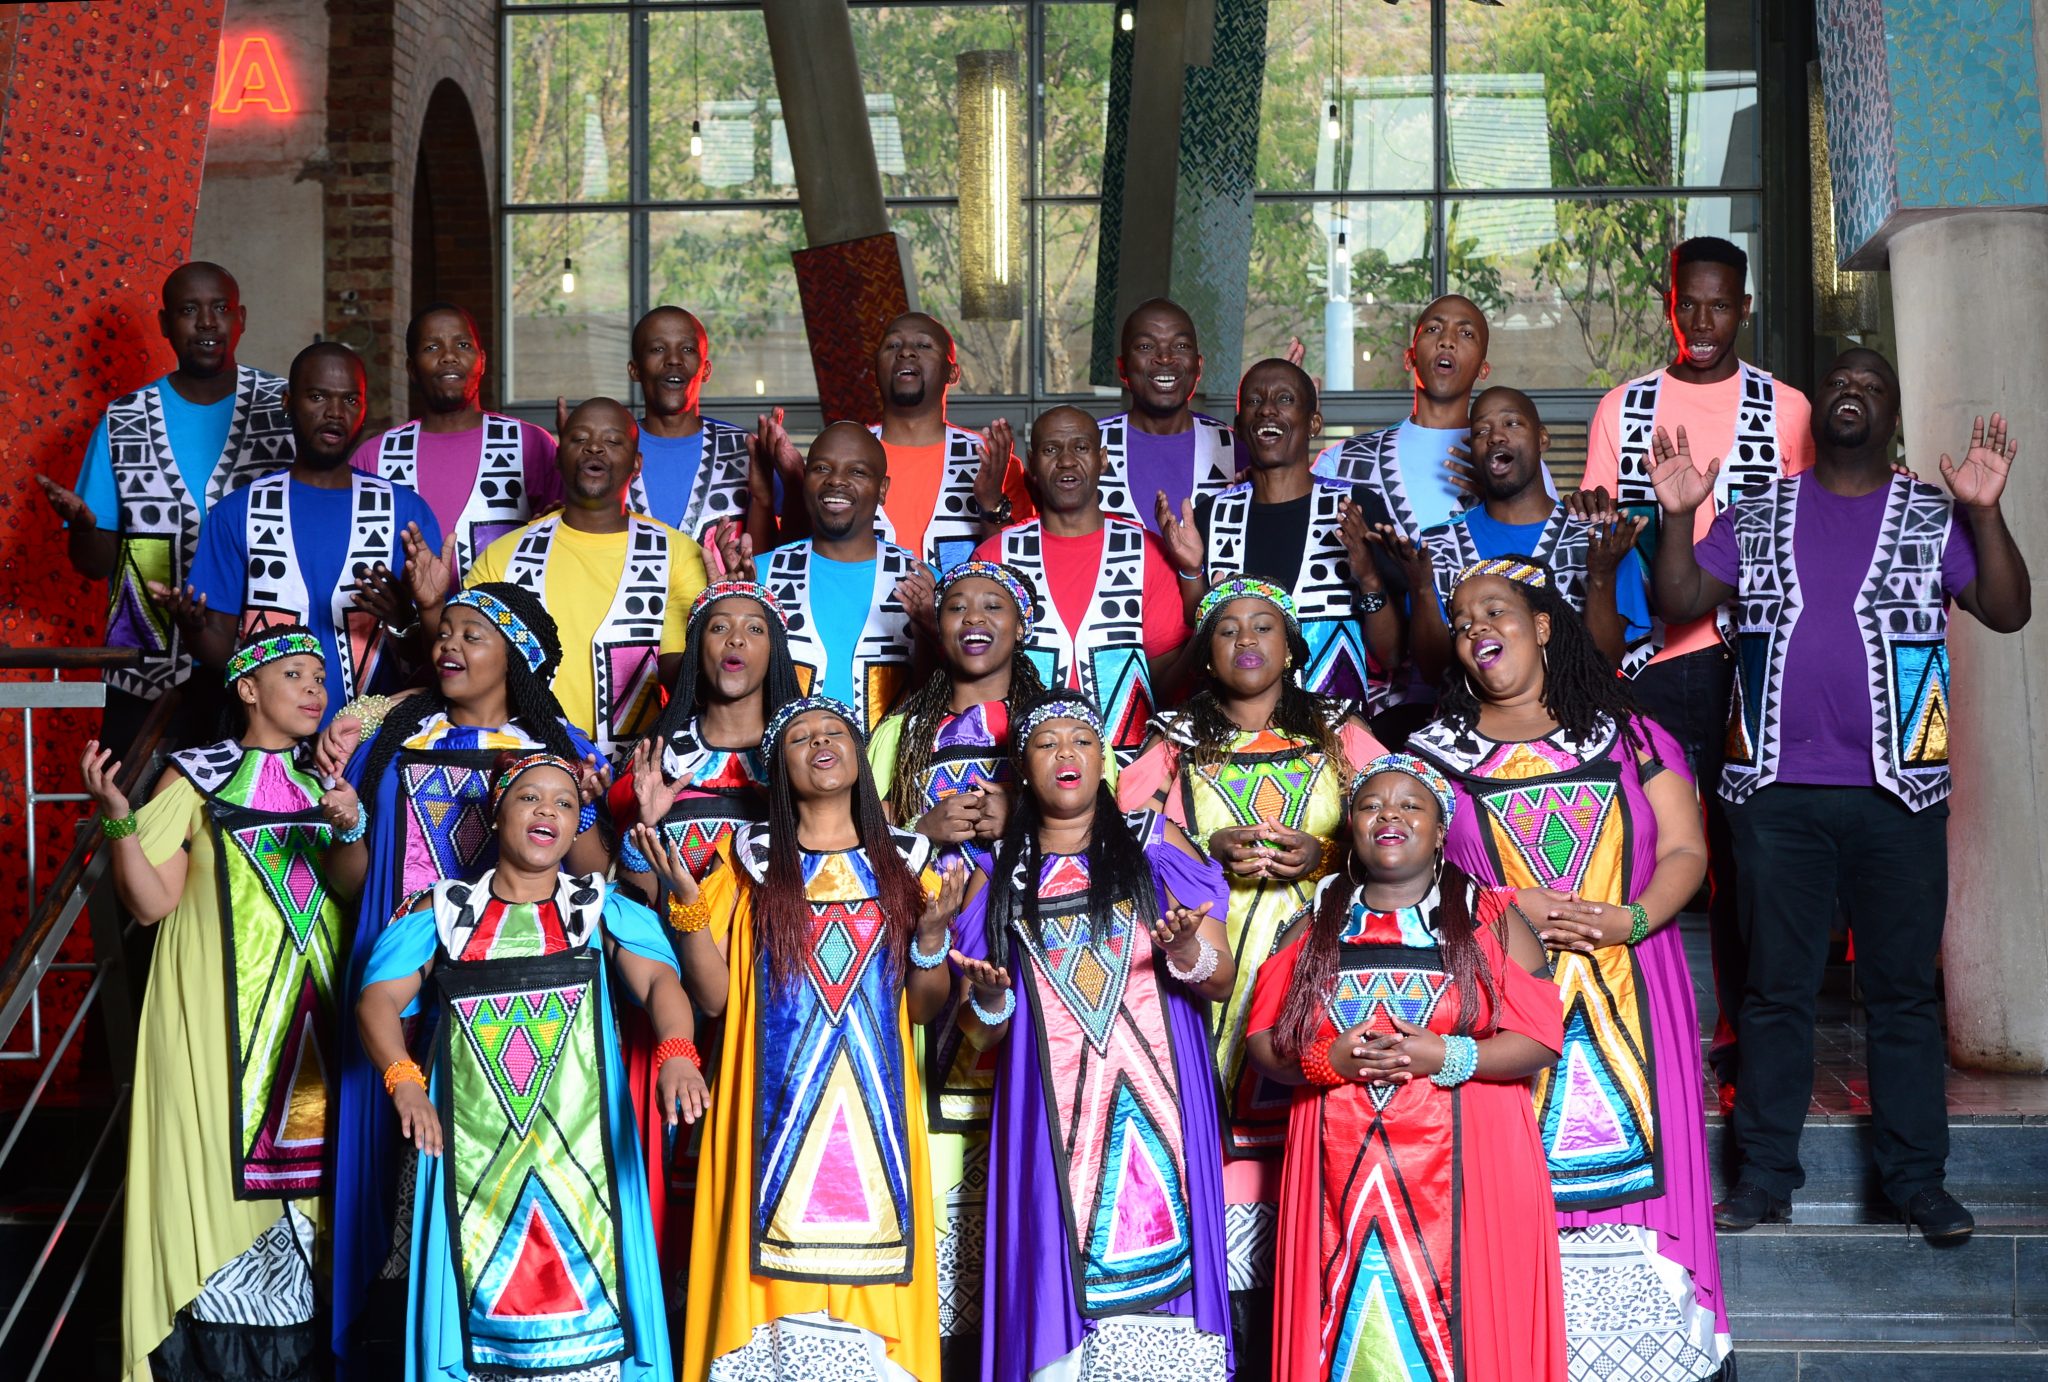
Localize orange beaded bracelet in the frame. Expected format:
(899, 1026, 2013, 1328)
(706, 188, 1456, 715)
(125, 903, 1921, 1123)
(1300, 1034, 1346, 1087)
(654, 1037, 702, 1071)
(383, 1058, 427, 1098)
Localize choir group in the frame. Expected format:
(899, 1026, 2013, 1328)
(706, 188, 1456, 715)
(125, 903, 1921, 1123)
(44, 231, 2029, 1382)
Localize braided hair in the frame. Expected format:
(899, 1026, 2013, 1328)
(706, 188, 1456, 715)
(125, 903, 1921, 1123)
(357, 582, 582, 792)
(758, 705, 927, 992)
(885, 569, 1047, 822)
(1433, 561, 1643, 750)
(1181, 595, 1347, 771)
(642, 589, 803, 751)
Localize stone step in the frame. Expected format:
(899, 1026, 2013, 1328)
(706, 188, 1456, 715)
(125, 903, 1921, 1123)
(1735, 1343, 2048, 1380)
(1707, 1114, 2048, 1210)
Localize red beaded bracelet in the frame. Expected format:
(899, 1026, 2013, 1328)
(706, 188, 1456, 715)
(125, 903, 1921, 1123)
(1300, 1033, 1346, 1087)
(654, 1037, 702, 1071)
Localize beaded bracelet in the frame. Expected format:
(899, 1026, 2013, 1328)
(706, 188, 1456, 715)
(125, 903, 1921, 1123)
(1431, 1034, 1479, 1088)
(334, 807, 369, 846)
(100, 812, 139, 840)
(1164, 934, 1220, 986)
(338, 694, 396, 736)
(1300, 1034, 1346, 1087)
(616, 831, 653, 874)
(909, 926, 952, 970)
(667, 891, 712, 934)
(967, 986, 1016, 1026)
(576, 800, 600, 836)
(383, 1059, 427, 1098)
(1624, 901, 1650, 946)
(654, 1036, 703, 1071)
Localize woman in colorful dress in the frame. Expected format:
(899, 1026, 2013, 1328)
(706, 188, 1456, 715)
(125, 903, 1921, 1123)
(327, 581, 602, 1373)
(611, 579, 801, 1284)
(97, 627, 365, 1382)
(1116, 577, 1382, 1379)
(663, 696, 970, 1381)
(1407, 557, 1724, 1381)
(356, 752, 704, 1382)
(1247, 753, 1564, 1382)
(868, 558, 1046, 1375)
(951, 697, 1233, 1380)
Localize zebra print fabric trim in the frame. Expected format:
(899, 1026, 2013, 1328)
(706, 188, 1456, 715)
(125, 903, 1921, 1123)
(186, 1203, 316, 1326)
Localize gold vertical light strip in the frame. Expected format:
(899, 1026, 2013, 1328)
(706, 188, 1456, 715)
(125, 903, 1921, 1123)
(1809, 60, 1878, 335)
(959, 50, 1025, 320)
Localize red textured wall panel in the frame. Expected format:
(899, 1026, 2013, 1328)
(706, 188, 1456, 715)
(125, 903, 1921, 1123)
(0, 2, 224, 1085)
(791, 232, 912, 428)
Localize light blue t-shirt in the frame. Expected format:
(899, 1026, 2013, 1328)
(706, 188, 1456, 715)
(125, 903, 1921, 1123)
(797, 547, 879, 706)
(190, 477, 444, 724)
(1392, 420, 1474, 533)
(1432, 506, 1653, 646)
(75, 376, 237, 531)
(634, 429, 706, 530)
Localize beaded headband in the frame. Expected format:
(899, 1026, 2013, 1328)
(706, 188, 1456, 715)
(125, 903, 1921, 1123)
(1016, 696, 1105, 745)
(938, 559, 1037, 626)
(446, 589, 550, 676)
(1455, 557, 1550, 590)
(1350, 752, 1457, 827)
(225, 631, 323, 683)
(489, 751, 583, 817)
(1196, 576, 1301, 635)
(763, 695, 864, 758)
(690, 579, 789, 633)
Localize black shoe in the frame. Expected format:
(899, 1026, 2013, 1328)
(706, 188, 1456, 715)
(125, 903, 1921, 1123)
(1902, 1187, 1975, 1244)
(1714, 1181, 1791, 1231)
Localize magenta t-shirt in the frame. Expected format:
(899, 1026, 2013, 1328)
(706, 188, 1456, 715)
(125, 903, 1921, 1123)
(349, 416, 562, 550)
(1698, 474, 1977, 787)
(1123, 426, 1199, 533)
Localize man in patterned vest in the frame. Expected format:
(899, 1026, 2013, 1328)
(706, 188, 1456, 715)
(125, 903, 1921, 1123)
(1102, 298, 1238, 535)
(464, 397, 709, 758)
(350, 301, 560, 579)
(1581, 235, 1816, 1104)
(1652, 348, 2030, 1245)
(38, 261, 293, 755)
(867, 311, 1033, 572)
(1405, 386, 1652, 683)
(720, 422, 921, 735)
(973, 406, 1192, 759)
(180, 343, 443, 727)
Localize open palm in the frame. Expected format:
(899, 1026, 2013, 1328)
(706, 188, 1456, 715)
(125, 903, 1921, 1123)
(1940, 413, 2017, 510)
(1648, 426, 1720, 515)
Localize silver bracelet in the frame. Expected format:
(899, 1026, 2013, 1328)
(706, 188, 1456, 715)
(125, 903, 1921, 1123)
(1164, 934, 1219, 985)
(967, 986, 1016, 1025)
(909, 926, 952, 970)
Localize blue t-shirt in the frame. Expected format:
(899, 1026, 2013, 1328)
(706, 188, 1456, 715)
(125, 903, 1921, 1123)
(792, 546, 880, 706)
(1431, 506, 1653, 647)
(190, 476, 443, 723)
(634, 430, 707, 530)
(75, 377, 238, 531)
(1392, 420, 1474, 532)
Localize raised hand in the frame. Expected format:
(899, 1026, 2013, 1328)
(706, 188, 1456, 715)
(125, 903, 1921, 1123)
(1364, 522, 1431, 590)
(951, 950, 1013, 1011)
(1648, 425, 1719, 516)
(754, 407, 806, 489)
(1940, 413, 2018, 511)
(629, 822, 701, 900)
(79, 741, 131, 821)
(145, 581, 212, 643)
(353, 561, 413, 627)
(974, 418, 1016, 515)
(1154, 493, 1205, 577)
(921, 859, 972, 933)
(316, 714, 364, 780)
(1149, 899, 1214, 968)
(577, 754, 612, 813)
(713, 517, 757, 583)
(1338, 500, 1384, 592)
(628, 739, 680, 829)
(35, 473, 94, 528)
(400, 522, 456, 609)
(1563, 485, 1617, 526)
(319, 780, 365, 841)
(659, 1052, 710, 1129)
(555, 395, 571, 437)
(895, 564, 939, 637)
(1585, 512, 1648, 577)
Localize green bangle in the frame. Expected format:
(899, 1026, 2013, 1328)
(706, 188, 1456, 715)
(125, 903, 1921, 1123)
(101, 812, 139, 840)
(1625, 901, 1649, 946)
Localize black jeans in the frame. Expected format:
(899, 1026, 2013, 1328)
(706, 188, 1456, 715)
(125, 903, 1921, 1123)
(1724, 784, 1952, 1205)
(1630, 645, 1741, 1082)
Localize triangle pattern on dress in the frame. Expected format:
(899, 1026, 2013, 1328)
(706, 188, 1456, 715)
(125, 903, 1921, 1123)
(1490, 781, 1616, 888)
(803, 900, 886, 1023)
(242, 974, 330, 1195)
(478, 1170, 618, 1327)
(228, 823, 331, 954)
(455, 984, 586, 1138)
(1087, 1078, 1188, 1272)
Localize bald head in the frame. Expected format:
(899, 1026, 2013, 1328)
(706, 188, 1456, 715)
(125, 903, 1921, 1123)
(1119, 298, 1203, 419)
(1813, 348, 1901, 454)
(805, 421, 890, 541)
(1408, 294, 1490, 405)
(813, 419, 887, 468)
(1030, 405, 1101, 453)
(876, 313, 958, 416)
(1467, 385, 1548, 502)
(559, 396, 641, 511)
(159, 261, 245, 379)
(284, 343, 367, 469)
(565, 395, 638, 437)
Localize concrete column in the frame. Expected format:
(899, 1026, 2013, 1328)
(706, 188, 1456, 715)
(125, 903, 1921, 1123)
(760, 0, 890, 248)
(1888, 210, 2048, 1070)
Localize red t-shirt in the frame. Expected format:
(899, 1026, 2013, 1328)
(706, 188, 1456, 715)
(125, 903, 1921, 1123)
(974, 520, 1188, 685)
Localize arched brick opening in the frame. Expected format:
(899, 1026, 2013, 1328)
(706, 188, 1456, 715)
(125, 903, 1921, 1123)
(409, 79, 495, 414)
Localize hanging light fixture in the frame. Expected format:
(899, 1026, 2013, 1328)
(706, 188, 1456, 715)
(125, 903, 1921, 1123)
(560, 257, 576, 295)
(690, 119, 704, 159)
(690, 0, 704, 160)
(958, 50, 1024, 321)
(1118, 5, 1134, 32)
(1326, 102, 1342, 140)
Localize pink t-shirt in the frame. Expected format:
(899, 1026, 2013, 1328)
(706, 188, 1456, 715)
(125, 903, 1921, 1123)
(1582, 367, 1814, 664)
(973, 521, 1188, 681)
(349, 416, 563, 561)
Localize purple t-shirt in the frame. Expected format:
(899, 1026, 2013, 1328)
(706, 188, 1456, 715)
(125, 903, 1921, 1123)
(1698, 474, 1978, 787)
(1124, 425, 1199, 533)
(349, 417, 562, 558)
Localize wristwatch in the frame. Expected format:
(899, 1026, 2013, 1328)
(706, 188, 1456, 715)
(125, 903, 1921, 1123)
(968, 493, 1014, 527)
(1357, 588, 1389, 614)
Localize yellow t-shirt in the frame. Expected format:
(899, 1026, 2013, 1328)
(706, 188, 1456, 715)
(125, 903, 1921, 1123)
(468, 514, 708, 740)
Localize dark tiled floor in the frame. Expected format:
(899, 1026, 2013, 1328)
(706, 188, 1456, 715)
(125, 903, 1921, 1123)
(1676, 911, 2048, 1121)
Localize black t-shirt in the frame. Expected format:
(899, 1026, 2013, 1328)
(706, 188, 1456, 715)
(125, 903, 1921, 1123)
(1194, 482, 1405, 595)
